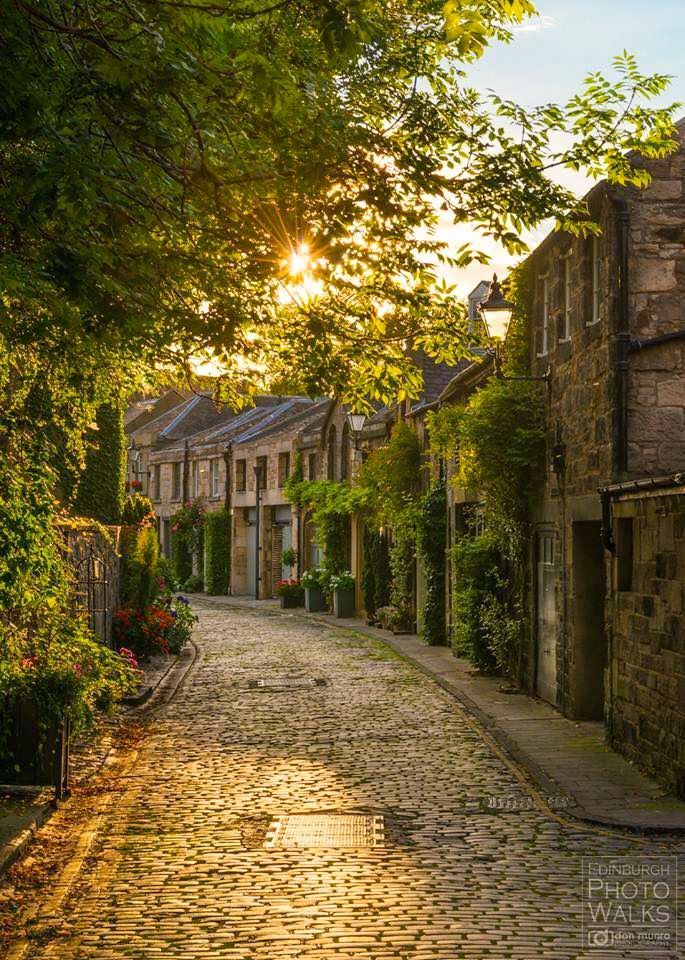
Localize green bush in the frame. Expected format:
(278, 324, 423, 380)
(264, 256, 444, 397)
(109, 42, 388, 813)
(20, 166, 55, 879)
(171, 528, 192, 585)
(119, 523, 160, 608)
(362, 528, 391, 621)
(73, 402, 126, 524)
(450, 534, 501, 671)
(204, 508, 230, 595)
(417, 480, 447, 646)
(182, 573, 203, 593)
(122, 493, 154, 525)
(156, 555, 179, 592)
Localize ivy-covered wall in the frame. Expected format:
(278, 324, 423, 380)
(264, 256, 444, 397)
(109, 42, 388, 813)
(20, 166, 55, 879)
(204, 508, 231, 595)
(73, 402, 126, 524)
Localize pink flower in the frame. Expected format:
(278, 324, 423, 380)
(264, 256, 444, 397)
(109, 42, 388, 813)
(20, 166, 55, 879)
(73, 663, 83, 678)
(21, 656, 37, 669)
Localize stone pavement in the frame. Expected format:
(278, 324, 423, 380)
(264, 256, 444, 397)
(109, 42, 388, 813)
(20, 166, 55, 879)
(211, 595, 685, 832)
(16, 604, 685, 959)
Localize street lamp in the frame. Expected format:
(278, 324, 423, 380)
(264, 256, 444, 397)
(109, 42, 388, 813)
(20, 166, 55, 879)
(346, 412, 367, 451)
(479, 274, 514, 346)
(478, 273, 550, 388)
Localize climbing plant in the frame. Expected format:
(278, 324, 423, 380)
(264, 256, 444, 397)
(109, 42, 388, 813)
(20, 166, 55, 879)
(416, 480, 447, 646)
(73, 402, 126, 524)
(204, 509, 231, 596)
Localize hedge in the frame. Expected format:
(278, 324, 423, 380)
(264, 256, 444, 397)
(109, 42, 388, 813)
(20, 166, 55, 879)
(120, 523, 160, 608)
(171, 528, 193, 586)
(204, 508, 230, 594)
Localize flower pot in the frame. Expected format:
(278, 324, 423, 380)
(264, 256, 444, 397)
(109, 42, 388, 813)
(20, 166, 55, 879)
(333, 587, 356, 619)
(280, 594, 302, 609)
(305, 585, 327, 613)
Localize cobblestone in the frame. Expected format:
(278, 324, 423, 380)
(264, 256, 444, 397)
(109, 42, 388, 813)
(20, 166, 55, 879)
(21, 607, 685, 959)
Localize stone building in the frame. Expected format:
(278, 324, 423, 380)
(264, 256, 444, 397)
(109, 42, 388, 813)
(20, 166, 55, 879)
(518, 118, 685, 793)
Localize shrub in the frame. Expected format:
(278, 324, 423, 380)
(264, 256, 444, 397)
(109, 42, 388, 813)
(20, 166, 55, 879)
(113, 594, 197, 659)
(119, 522, 160, 608)
(203, 508, 230, 595)
(276, 579, 304, 601)
(122, 493, 154, 525)
(329, 571, 354, 592)
(416, 480, 447, 645)
(156, 555, 179, 592)
(171, 528, 192, 585)
(450, 534, 501, 671)
(301, 568, 323, 589)
(362, 528, 391, 622)
(182, 573, 203, 593)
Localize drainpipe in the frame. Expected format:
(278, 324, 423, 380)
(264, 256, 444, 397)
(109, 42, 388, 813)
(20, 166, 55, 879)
(223, 443, 232, 513)
(254, 464, 262, 600)
(610, 195, 630, 479)
(182, 439, 190, 503)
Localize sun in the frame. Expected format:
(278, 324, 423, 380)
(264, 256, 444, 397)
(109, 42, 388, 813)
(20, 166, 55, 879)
(288, 243, 312, 277)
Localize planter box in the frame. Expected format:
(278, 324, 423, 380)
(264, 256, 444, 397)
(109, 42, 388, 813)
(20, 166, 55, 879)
(305, 586, 327, 613)
(0, 698, 69, 794)
(333, 587, 356, 619)
(280, 594, 303, 609)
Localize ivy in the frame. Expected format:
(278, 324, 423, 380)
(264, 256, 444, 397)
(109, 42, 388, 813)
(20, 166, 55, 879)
(73, 402, 126, 525)
(416, 480, 447, 646)
(204, 509, 231, 596)
(362, 528, 391, 622)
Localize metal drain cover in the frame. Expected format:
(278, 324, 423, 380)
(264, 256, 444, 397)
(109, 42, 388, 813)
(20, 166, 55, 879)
(264, 814, 384, 849)
(249, 678, 326, 690)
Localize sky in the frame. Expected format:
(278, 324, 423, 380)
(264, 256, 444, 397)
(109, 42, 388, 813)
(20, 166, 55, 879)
(448, 0, 685, 295)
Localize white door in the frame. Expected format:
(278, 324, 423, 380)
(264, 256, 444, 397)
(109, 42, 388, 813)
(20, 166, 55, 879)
(536, 533, 557, 705)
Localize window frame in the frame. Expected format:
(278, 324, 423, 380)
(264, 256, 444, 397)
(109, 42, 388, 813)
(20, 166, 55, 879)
(235, 458, 247, 492)
(587, 235, 602, 326)
(209, 458, 221, 499)
(277, 451, 290, 488)
(537, 272, 550, 358)
(560, 250, 572, 343)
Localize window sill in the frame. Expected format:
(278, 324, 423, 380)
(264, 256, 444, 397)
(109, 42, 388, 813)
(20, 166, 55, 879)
(585, 318, 602, 327)
(557, 337, 572, 344)
(536, 352, 548, 359)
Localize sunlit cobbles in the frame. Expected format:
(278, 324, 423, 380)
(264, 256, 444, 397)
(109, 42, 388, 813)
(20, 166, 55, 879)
(25, 607, 685, 959)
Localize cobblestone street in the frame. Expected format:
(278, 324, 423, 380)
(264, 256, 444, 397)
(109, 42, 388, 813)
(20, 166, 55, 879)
(18, 605, 685, 959)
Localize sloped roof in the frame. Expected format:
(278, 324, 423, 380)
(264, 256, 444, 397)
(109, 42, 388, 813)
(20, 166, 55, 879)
(232, 398, 320, 446)
(125, 389, 188, 434)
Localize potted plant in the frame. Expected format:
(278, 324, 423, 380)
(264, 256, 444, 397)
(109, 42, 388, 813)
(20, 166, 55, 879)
(330, 571, 356, 619)
(301, 568, 327, 612)
(276, 578, 304, 609)
(281, 546, 298, 573)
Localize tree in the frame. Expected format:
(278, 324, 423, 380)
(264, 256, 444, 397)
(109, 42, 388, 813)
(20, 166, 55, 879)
(0, 2, 677, 407)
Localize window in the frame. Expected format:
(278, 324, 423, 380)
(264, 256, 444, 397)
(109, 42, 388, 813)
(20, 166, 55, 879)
(277, 451, 290, 488)
(327, 425, 337, 481)
(589, 235, 601, 325)
(171, 461, 182, 501)
(256, 455, 267, 490)
(537, 273, 549, 357)
(191, 461, 201, 499)
(151, 464, 161, 501)
(340, 424, 350, 480)
(308, 452, 317, 481)
(560, 253, 572, 342)
(235, 458, 246, 492)
(616, 518, 634, 592)
(209, 458, 221, 499)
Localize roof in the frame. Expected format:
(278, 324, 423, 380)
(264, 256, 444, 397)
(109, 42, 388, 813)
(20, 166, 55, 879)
(125, 389, 188, 434)
(408, 351, 474, 414)
(232, 398, 323, 446)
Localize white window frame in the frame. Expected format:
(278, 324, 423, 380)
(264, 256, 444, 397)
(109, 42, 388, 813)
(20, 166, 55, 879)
(210, 458, 221, 499)
(560, 252, 572, 342)
(588, 235, 602, 325)
(537, 273, 549, 358)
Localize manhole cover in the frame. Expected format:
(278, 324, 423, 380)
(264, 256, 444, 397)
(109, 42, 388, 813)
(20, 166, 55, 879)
(264, 814, 384, 849)
(249, 678, 326, 690)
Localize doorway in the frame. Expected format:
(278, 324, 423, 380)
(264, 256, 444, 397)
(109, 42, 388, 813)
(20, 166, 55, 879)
(535, 532, 558, 706)
(571, 521, 607, 720)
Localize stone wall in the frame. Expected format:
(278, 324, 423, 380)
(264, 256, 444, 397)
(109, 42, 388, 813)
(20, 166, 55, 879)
(608, 489, 685, 797)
